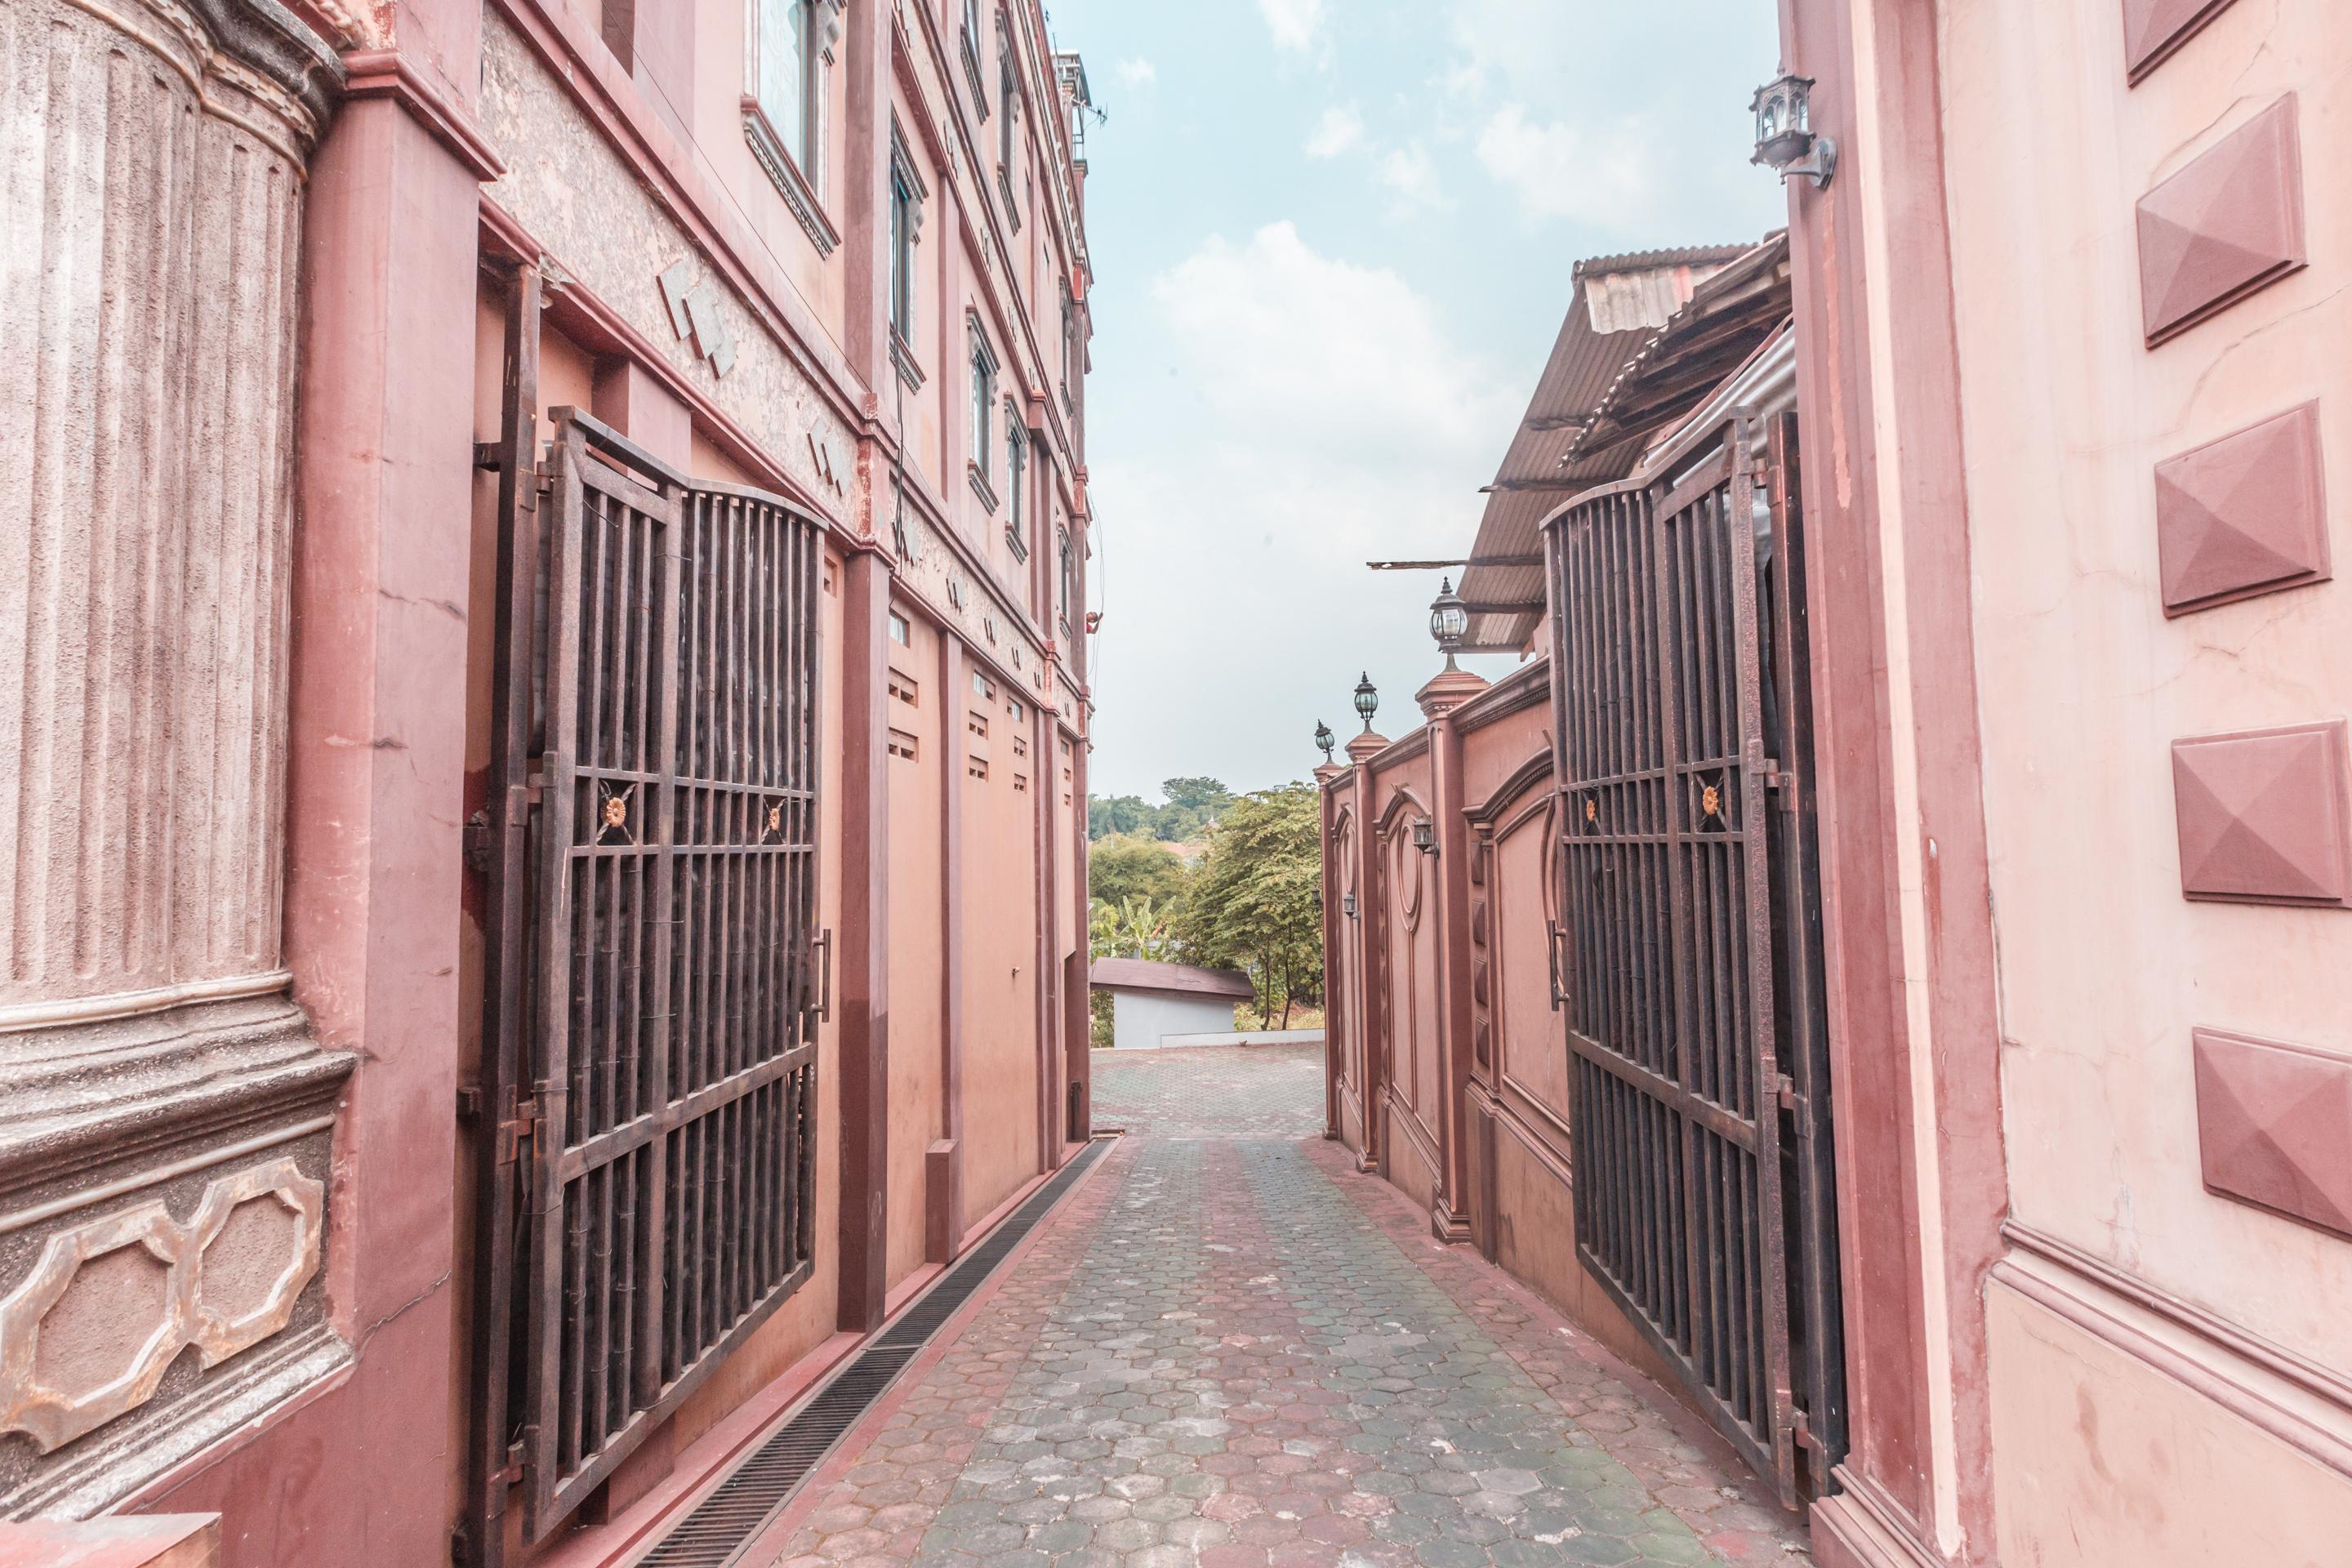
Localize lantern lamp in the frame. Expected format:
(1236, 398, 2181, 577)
(1342, 892, 1357, 918)
(1429, 577, 1469, 670)
(1411, 817, 1437, 855)
(1352, 671, 1379, 733)
(1314, 720, 1335, 763)
(1751, 71, 1835, 189)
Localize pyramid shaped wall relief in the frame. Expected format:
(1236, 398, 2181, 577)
(2193, 1027, 2352, 1239)
(2171, 720, 2350, 906)
(2137, 95, 2305, 345)
(2154, 401, 2331, 615)
(2123, 0, 2242, 83)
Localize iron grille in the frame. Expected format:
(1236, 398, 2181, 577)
(1546, 413, 1841, 1503)
(514, 412, 823, 1538)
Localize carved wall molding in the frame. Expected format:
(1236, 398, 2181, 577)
(2136, 95, 2305, 345)
(2154, 401, 2330, 616)
(0, 1157, 323, 1453)
(2171, 720, 2352, 906)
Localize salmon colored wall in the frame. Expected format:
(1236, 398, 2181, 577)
(1929, 0, 2352, 1556)
(886, 611, 947, 1287)
(958, 676, 1043, 1220)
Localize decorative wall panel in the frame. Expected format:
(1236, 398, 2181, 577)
(0, 0, 350, 1517)
(2136, 96, 2305, 345)
(2154, 403, 2329, 615)
(2170, 721, 2351, 906)
(2193, 1028, 2352, 1239)
(2123, 0, 2243, 83)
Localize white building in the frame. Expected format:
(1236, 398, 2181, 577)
(1090, 958, 1258, 1049)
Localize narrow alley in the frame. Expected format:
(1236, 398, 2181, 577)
(763, 1047, 1806, 1568)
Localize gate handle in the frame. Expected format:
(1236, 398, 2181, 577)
(1544, 919, 1568, 1011)
(813, 929, 834, 1023)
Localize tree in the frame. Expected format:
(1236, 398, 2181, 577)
(1089, 834, 1190, 911)
(1173, 782, 1322, 1028)
(1089, 894, 1177, 962)
(1087, 793, 1152, 841)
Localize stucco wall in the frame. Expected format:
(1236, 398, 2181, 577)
(1939, 0, 2352, 1552)
(1105, 991, 1241, 1049)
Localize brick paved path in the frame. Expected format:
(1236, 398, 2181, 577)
(764, 1048, 1808, 1568)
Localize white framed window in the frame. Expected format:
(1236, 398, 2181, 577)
(889, 163, 918, 339)
(969, 318, 999, 485)
(1004, 402, 1027, 549)
(754, 0, 817, 172)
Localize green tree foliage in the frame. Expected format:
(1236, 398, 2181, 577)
(1085, 777, 1236, 844)
(1088, 834, 1190, 911)
(1089, 893, 1177, 962)
(1173, 783, 1323, 1028)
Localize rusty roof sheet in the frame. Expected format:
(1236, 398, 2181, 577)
(1458, 234, 1792, 653)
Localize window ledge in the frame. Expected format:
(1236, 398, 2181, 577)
(1004, 524, 1028, 563)
(890, 328, 925, 392)
(968, 461, 999, 514)
(997, 167, 1021, 233)
(742, 95, 840, 258)
(961, 30, 989, 119)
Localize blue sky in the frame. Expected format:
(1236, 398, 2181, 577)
(1049, 0, 1787, 801)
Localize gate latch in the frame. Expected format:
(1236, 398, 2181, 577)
(497, 1096, 543, 1166)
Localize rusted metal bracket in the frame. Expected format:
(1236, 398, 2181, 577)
(496, 1096, 542, 1167)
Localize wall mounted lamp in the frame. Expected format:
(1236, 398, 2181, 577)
(1752, 70, 1836, 189)
(1342, 892, 1357, 919)
(1411, 817, 1437, 855)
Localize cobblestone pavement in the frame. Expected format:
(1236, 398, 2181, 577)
(764, 1048, 1808, 1568)
(1092, 1044, 1327, 1139)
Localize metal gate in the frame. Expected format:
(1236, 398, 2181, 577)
(469, 284, 824, 1564)
(1544, 412, 1842, 1503)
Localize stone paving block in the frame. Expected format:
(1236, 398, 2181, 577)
(755, 1047, 1808, 1568)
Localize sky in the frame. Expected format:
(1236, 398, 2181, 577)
(1048, 0, 1788, 803)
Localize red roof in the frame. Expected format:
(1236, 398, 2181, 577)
(1089, 958, 1256, 1000)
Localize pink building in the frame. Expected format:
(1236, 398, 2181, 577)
(0, 1, 1096, 1564)
(1320, 3, 2352, 1563)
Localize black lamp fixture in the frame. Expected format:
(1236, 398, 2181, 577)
(1751, 70, 1835, 188)
(1314, 720, 1335, 764)
(1342, 891, 1357, 919)
(1352, 671, 1379, 733)
(1411, 817, 1437, 855)
(1428, 577, 1469, 671)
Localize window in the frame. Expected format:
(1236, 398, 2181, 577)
(889, 163, 917, 341)
(960, 0, 987, 114)
(998, 55, 1019, 209)
(889, 611, 910, 646)
(1059, 281, 1075, 393)
(969, 321, 999, 489)
(1058, 527, 1075, 630)
(754, 0, 817, 172)
(1004, 404, 1027, 551)
(1008, 697, 1027, 724)
(746, 0, 840, 254)
(973, 670, 996, 700)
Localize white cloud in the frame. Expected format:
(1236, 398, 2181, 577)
(1258, 0, 1326, 54)
(1148, 221, 1512, 470)
(1376, 142, 1448, 217)
(1112, 57, 1156, 89)
(1303, 105, 1365, 159)
(1474, 103, 1659, 229)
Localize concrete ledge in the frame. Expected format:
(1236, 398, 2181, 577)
(1146, 1029, 1325, 1049)
(0, 1514, 218, 1568)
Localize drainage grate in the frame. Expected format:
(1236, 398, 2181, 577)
(638, 1137, 1112, 1568)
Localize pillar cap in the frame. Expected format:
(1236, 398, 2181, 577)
(1414, 666, 1490, 720)
(1344, 730, 1390, 764)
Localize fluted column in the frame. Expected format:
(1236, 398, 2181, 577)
(0, 0, 351, 1518)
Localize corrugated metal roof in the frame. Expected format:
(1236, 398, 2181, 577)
(1458, 234, 1792, 653)
(1089, 958, 1256, 1000)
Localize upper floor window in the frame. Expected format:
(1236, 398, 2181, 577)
(1004, 408, 1027, 550)
(998, 55, 1018, 178)
(1059, 280, 1075, 391)
(746, 0, 841, 255)
(889, 163, 917, 341)
(1058, 527, 1075, 630)
(969, 320, 999, 488)
(754, 0, 817, 172)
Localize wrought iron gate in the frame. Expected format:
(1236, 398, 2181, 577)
(1545, 413, 1842, 1503)
(470, 351, 823, 1557)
